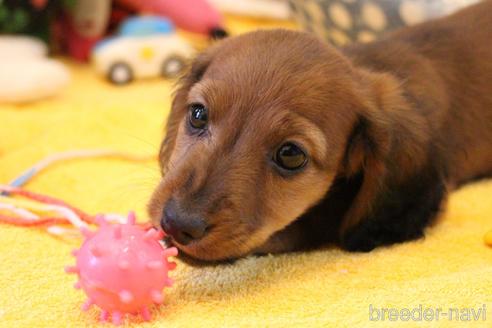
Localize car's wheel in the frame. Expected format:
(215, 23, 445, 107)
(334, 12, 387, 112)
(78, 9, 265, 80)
(162, 56, 186, 79)
(108, 62, 133, 85)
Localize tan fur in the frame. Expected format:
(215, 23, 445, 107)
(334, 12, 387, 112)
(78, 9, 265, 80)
(149, 1, 492, 261)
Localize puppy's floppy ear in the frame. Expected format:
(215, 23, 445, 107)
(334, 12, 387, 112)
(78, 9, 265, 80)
(342, 114, 388, 178)
(338, 69, 446, 251)
(342, 69, 428, 178)
(335, 72, 398, 239)
(342, 71, 396, 178)
(158, 51, 214, 172)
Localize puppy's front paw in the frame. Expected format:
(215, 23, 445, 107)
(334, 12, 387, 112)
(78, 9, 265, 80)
(340, 219, 424, 252)
(341, 225, 379, 252)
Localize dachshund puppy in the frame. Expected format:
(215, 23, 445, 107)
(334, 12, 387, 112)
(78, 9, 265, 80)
(149, 0, 492, 262)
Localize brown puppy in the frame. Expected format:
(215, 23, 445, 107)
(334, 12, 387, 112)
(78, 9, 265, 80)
(149, 1, 492, 262)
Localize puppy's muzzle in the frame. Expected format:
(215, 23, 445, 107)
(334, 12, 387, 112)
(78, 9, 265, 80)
(160, 199, 209, 245)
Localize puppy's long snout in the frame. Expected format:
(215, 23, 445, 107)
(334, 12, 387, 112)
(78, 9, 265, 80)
(160, 200, 209, 245)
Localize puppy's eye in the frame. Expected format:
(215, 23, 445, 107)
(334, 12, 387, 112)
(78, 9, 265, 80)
(189, 103, 208, 130)
(273, 142, 307, 171)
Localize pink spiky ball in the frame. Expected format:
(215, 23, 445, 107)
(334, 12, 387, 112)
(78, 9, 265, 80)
(65, 212, 177, 325)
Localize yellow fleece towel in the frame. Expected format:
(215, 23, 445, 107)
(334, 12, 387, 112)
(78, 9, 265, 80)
(0, 16, 491, 328)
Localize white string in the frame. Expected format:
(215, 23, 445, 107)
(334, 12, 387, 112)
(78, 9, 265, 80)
(0, 203, 39, 220)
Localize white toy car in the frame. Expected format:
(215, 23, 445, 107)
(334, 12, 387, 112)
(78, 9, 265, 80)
(92, 16, 194, 85)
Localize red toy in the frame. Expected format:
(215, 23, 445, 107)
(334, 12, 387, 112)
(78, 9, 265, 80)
(59, 0, 225, 61)
(65, 212, 177, 325)
(118, 0, 223, 35)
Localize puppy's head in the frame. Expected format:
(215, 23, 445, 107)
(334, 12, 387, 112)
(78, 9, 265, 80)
(148, 30, 391, 261)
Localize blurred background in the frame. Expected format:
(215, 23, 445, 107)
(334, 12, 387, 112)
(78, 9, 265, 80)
(0, 0, 479, 104)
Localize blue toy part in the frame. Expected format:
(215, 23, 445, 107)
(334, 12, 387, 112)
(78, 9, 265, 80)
(9, 167, 38, 188)
(93, 36, 118, 53)
(119, 16, 175, 37)
(93, 16, 176, 53)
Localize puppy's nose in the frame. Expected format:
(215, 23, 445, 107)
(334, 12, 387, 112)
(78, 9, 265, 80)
(160, 202, 208, 245)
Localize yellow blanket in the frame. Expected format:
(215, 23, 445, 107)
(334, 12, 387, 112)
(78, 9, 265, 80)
(1, 17, 491, 328)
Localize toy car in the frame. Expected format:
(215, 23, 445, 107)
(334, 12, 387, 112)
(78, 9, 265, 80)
(92, 16, 194, 85)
